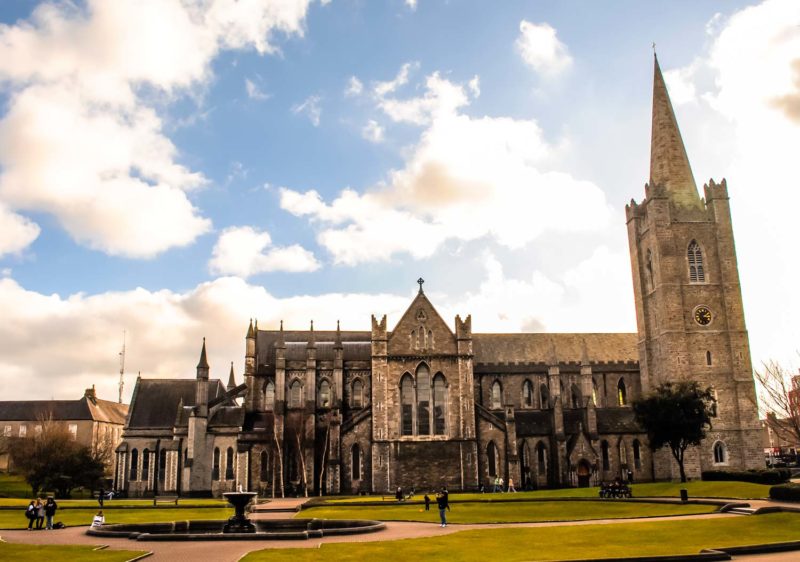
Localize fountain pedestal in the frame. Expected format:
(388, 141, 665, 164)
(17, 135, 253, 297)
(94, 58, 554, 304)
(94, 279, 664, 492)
(222, 492, 257, 533)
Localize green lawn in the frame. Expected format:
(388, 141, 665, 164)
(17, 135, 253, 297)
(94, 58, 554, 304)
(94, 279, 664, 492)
(0, 506, 232, 529)
(323, 480, 770, 504)
(0, 473, 33, 498)
(0, 497, 228, 508)
(0, 543, 148, 562)
(244, 512, 800, 562)
(301, 500, 716, 524)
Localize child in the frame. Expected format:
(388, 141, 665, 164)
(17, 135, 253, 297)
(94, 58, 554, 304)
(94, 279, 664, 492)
(91, 510, 105, 527)
(424, 493, 430, 511)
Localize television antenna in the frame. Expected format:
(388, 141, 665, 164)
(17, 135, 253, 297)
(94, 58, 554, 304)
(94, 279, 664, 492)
(118, 331, 126, 404)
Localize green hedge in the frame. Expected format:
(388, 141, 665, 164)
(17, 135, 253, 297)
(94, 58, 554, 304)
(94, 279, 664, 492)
(702, 469, 790, 485)
(769, 483, 800, 502)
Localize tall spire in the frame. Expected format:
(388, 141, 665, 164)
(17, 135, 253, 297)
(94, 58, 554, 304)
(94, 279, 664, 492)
(650, 54, 701, 207)
(197, 337, 210, 372)
(227, 362, 236, 391)
(246, 318, 254, 339)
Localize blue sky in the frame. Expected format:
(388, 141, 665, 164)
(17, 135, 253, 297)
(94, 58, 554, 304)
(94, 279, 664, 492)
(0, 0, 797, 401)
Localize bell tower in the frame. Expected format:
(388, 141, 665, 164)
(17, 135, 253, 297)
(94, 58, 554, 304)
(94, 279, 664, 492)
(626, 55, 762, 478)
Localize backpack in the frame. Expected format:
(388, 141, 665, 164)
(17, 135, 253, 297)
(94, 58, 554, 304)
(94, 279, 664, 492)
(25, 505, 34, 519)
(53, 521, 65, 529)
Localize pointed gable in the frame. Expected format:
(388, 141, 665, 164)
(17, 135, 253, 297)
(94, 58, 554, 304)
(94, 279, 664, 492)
(387, 289, 457, 355)
(650, 54, 702, 208)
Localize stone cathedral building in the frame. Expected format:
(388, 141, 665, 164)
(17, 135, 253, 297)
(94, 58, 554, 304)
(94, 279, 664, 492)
(114, 57, 763, 497)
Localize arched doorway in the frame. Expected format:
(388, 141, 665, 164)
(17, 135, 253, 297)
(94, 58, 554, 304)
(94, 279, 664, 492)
(576, 459, 592, 488)
(518, 441, 532, 490)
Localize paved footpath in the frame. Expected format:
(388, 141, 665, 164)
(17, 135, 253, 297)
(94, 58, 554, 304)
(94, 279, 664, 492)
(0, 498, 797, 562)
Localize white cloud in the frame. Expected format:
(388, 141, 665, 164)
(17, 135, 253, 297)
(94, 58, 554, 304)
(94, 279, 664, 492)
(0, 203, 40, 257)
(405, 0, 418, 11)
(0, 0, 313, 257)
(344, 76, 363, 97)
(292, 94, 322, 126)
(281, 71, 613, 265)
(516, 20, 573, 76)
(373, 62, 417, 97)
(245, 78, 270, 100)
(667, 0, 800, 370)
(0, 245, 635, 399)
(362, 120, 385, 143)
(468, 75, 481, 98)
(209, 226, 320, 277)
(664, 63, 699, 105)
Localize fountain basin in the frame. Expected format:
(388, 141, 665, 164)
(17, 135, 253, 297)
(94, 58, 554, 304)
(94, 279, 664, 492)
(86, 518, 386, 541)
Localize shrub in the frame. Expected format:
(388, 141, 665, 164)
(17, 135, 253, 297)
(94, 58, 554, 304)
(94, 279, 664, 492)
(770, 483, 800, 502)
(702, 469, 789, 485)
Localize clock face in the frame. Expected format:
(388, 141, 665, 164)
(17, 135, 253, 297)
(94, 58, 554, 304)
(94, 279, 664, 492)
(694, 306, 712, 326)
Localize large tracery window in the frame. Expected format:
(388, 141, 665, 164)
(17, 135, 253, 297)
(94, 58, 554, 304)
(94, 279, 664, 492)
(618, 378, 628, 406)
(433, 374, 446, 435)
(289, 380, 302, 409)
(688, 240, 706, 283)
(487, 441, 498, 477)
(417, 365, 431, 435)
(264, 381, 275, 411)
(401, 375, 414, 436)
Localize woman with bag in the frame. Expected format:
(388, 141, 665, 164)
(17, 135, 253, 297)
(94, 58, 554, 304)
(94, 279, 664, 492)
(25, 500, 36, 530)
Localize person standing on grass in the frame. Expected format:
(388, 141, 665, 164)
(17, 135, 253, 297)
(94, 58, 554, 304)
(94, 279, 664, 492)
(507, 477, 516, 493)
(436, 489, 449, 527)
(35, 498, 45, 529)
(98, 487, 105, 508)
(424, 493, 431, 511)
(25, 500, 36, 530)
(44, 497, 58, 530)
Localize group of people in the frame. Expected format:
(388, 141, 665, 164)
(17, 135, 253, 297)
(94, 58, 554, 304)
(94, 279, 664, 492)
(598, 479, 633, 499)
(421, 488, 451, 527)
(24, 497, 57, 530)
(490, 476, 516, 493)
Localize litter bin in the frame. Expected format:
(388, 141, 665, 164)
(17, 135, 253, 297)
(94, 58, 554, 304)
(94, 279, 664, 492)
(680, 489, 689, 502)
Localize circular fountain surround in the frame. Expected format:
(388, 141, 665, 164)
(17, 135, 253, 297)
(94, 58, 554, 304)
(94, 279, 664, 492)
(86, 518, 386, 541)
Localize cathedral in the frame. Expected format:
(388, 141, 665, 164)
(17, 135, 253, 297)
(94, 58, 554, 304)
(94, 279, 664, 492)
(114, 57, 763, 497)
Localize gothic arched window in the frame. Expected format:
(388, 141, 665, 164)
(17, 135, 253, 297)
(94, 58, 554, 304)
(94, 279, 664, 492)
(601, 440, 610, 471)
(289, 380, 302, 409)
(618, 378, 627, 406)
(158, 449, 166, 483)
(417, 364, 431, 436)
(352, 444, 361, 480)
(592, 378, 599, 406)
(319, 379, 331, 408)
(264, 380, 275, 411)
(400, 374, 414, 436)
(491, 380, 502, 409)
(487, 441, 498, 477)
(259, 450, 268, 482)
(433, 373, 446, 435)
(225, 447, 234, 480)
(540, 384, 549, 408)
(633, 440, 642, 469)
(212, 447, 220, 480)
(688, 240, 706, 283)
(522, 380, 534, 408)
(571, 384, 581, 409)
(427, 330, 434, 350)
(713, 441, 727, 464)
(129, 448, 138, 481)
(645, 249, 654, 290)
(536, 442, 547, 474)
(142, 448, 150, 481)
(352, 379, 363, 408)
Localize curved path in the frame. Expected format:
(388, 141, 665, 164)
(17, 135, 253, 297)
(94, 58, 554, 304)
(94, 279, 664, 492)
(0, 497, 797, 562)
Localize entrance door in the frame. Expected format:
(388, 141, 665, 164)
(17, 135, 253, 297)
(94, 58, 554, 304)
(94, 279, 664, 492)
(577, 460, 591, 488)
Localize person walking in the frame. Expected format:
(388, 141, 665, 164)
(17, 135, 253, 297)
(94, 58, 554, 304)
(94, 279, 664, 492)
(25, 500, 36, 530)
(35, 498, 45, 530)
(436, 489, 450, 527)
(424, 493, 431, 511)
(498, 477, 505, 493)
(507, 477, 516, 493)
(492, 476, 499, 493)
(44, 497, 58, 530)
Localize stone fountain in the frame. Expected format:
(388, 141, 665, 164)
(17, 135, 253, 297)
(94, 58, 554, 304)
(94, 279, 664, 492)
(222, 490, 257, 533)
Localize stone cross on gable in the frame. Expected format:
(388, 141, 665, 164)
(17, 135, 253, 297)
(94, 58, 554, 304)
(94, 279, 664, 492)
(417, 277, 424, 293)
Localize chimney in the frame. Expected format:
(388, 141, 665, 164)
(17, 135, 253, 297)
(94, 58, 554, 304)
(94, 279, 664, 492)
(84, 385, 97, 404)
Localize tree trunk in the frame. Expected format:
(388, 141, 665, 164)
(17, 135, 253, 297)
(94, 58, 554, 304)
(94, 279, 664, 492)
(672, 445, 688, 483)
(318, 421, 330, 496)
(273, 435, 284, 498)
(296, 433, 308, 498)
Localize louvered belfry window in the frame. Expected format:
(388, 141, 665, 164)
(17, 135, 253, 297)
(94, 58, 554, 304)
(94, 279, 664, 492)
(688, 240, 705, 283)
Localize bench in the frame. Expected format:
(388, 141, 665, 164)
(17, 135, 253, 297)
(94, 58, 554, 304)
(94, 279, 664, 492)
(381, 491, 415, 502)
(153, 495, 179, 506)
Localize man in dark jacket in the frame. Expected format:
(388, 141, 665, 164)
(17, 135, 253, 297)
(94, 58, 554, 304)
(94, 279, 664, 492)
(44, 497, 58, 530)
(436, 489, 449, 527)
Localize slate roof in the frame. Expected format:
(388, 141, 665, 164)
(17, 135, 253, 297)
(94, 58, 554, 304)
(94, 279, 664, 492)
(209, 406, 245, 427)
(127, 378, 224, 429)
(0, 397, 128, 424)
(596, 408, 642, 434)
(472, 333, 638, 365)
(514, 410, 553, 436)
(256, 330, 371, 366)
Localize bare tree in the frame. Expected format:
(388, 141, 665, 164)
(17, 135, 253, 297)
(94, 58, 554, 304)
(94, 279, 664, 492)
(318, 416, 330, 496)
(755, 359, 800, 450)
(273, 433, 284, 498)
